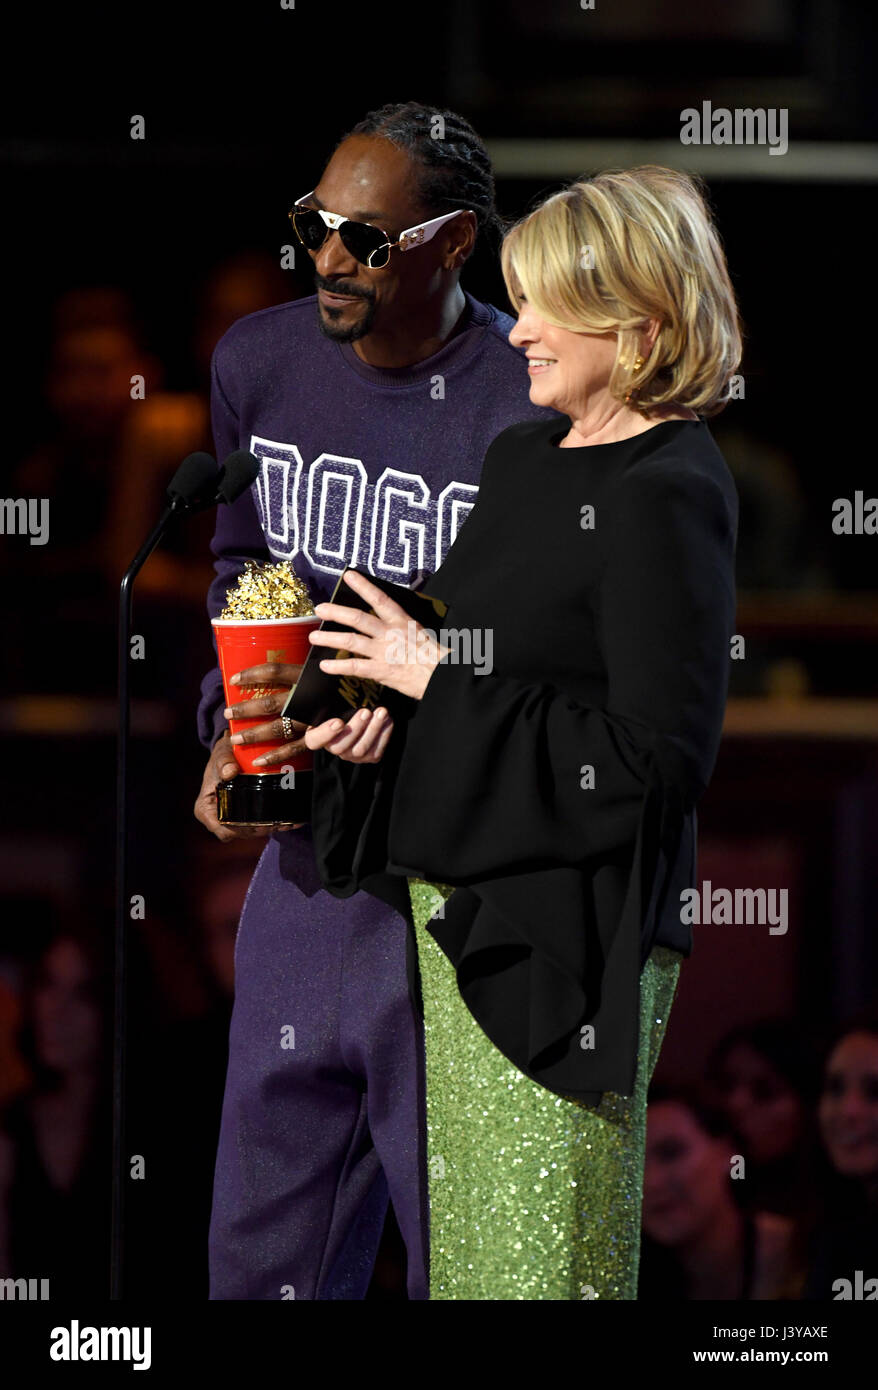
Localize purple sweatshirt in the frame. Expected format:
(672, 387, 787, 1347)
(196, 289, 561, 869)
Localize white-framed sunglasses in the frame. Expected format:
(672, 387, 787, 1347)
(289, 191, 466, 269)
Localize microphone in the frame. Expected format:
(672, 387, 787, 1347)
(216, 449, 260, 505)
(164, 449, 259, 516)
(166, 451, 221, 512)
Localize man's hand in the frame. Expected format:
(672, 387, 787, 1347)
(221, 661, 309, 770)
(193, 730, 305, 841)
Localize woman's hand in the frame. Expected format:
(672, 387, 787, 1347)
(307, 569, 448, 702)
(304, 706, 394, 764)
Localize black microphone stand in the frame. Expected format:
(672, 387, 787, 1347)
(112, 479, 216, 1299)
(111, 450, 257, 1298)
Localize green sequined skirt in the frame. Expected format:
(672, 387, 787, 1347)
(408, 876, 682, 1301)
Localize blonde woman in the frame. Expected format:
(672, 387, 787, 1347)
(305, 167, 741, 1300)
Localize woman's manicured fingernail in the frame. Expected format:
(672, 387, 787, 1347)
(229, 672, 241, 683)
(222, 707, 233, 718)
(252, 755, 267, 765)
(374, 707, 387, 718)
(328, 720, 343, 731)
(229, 733, 243, 744)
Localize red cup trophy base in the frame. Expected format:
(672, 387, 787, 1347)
(215, 770, 313, 827)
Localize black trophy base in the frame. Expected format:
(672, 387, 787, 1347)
(216, 770, 313, 826)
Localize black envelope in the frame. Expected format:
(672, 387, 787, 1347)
(281, 567, 448, 727)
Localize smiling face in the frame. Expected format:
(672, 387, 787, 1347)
(303, 134, 471, 343)
(507, 290, 621, 421)
(818, 1032, 878, 1180)
(642, 1101, 734, 1247)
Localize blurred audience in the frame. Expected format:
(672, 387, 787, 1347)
(5, 258, 302, 696)
(800, 1010, 878, 1299)
(191, 251, 302, 392)
(0, 859, 255, 1298)
(639, 1084, 801, 1299)
(6, 288, 208, 693)
(706, 1018, 823, 1222)
(9, 289, 164, 592)
(0, 933, 110, 1294)
(712, 426, 826, 592)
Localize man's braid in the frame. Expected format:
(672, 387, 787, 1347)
(333, 100, 509, 243)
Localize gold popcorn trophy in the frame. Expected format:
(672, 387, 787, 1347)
(211, 561, 320, 825)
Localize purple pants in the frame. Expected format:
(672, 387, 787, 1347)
(208, 832, 429, 1299)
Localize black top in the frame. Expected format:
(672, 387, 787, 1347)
(638, 1208, 759, 1299)
(311, 414, 738, 1103)
(3, 1090, 111, 1299)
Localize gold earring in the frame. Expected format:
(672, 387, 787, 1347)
(624, 353, 644, 404)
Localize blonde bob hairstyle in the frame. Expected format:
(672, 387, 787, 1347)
(500, 166, 743, 417)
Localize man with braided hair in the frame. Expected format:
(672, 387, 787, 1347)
(194, 101, 560, 1299)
